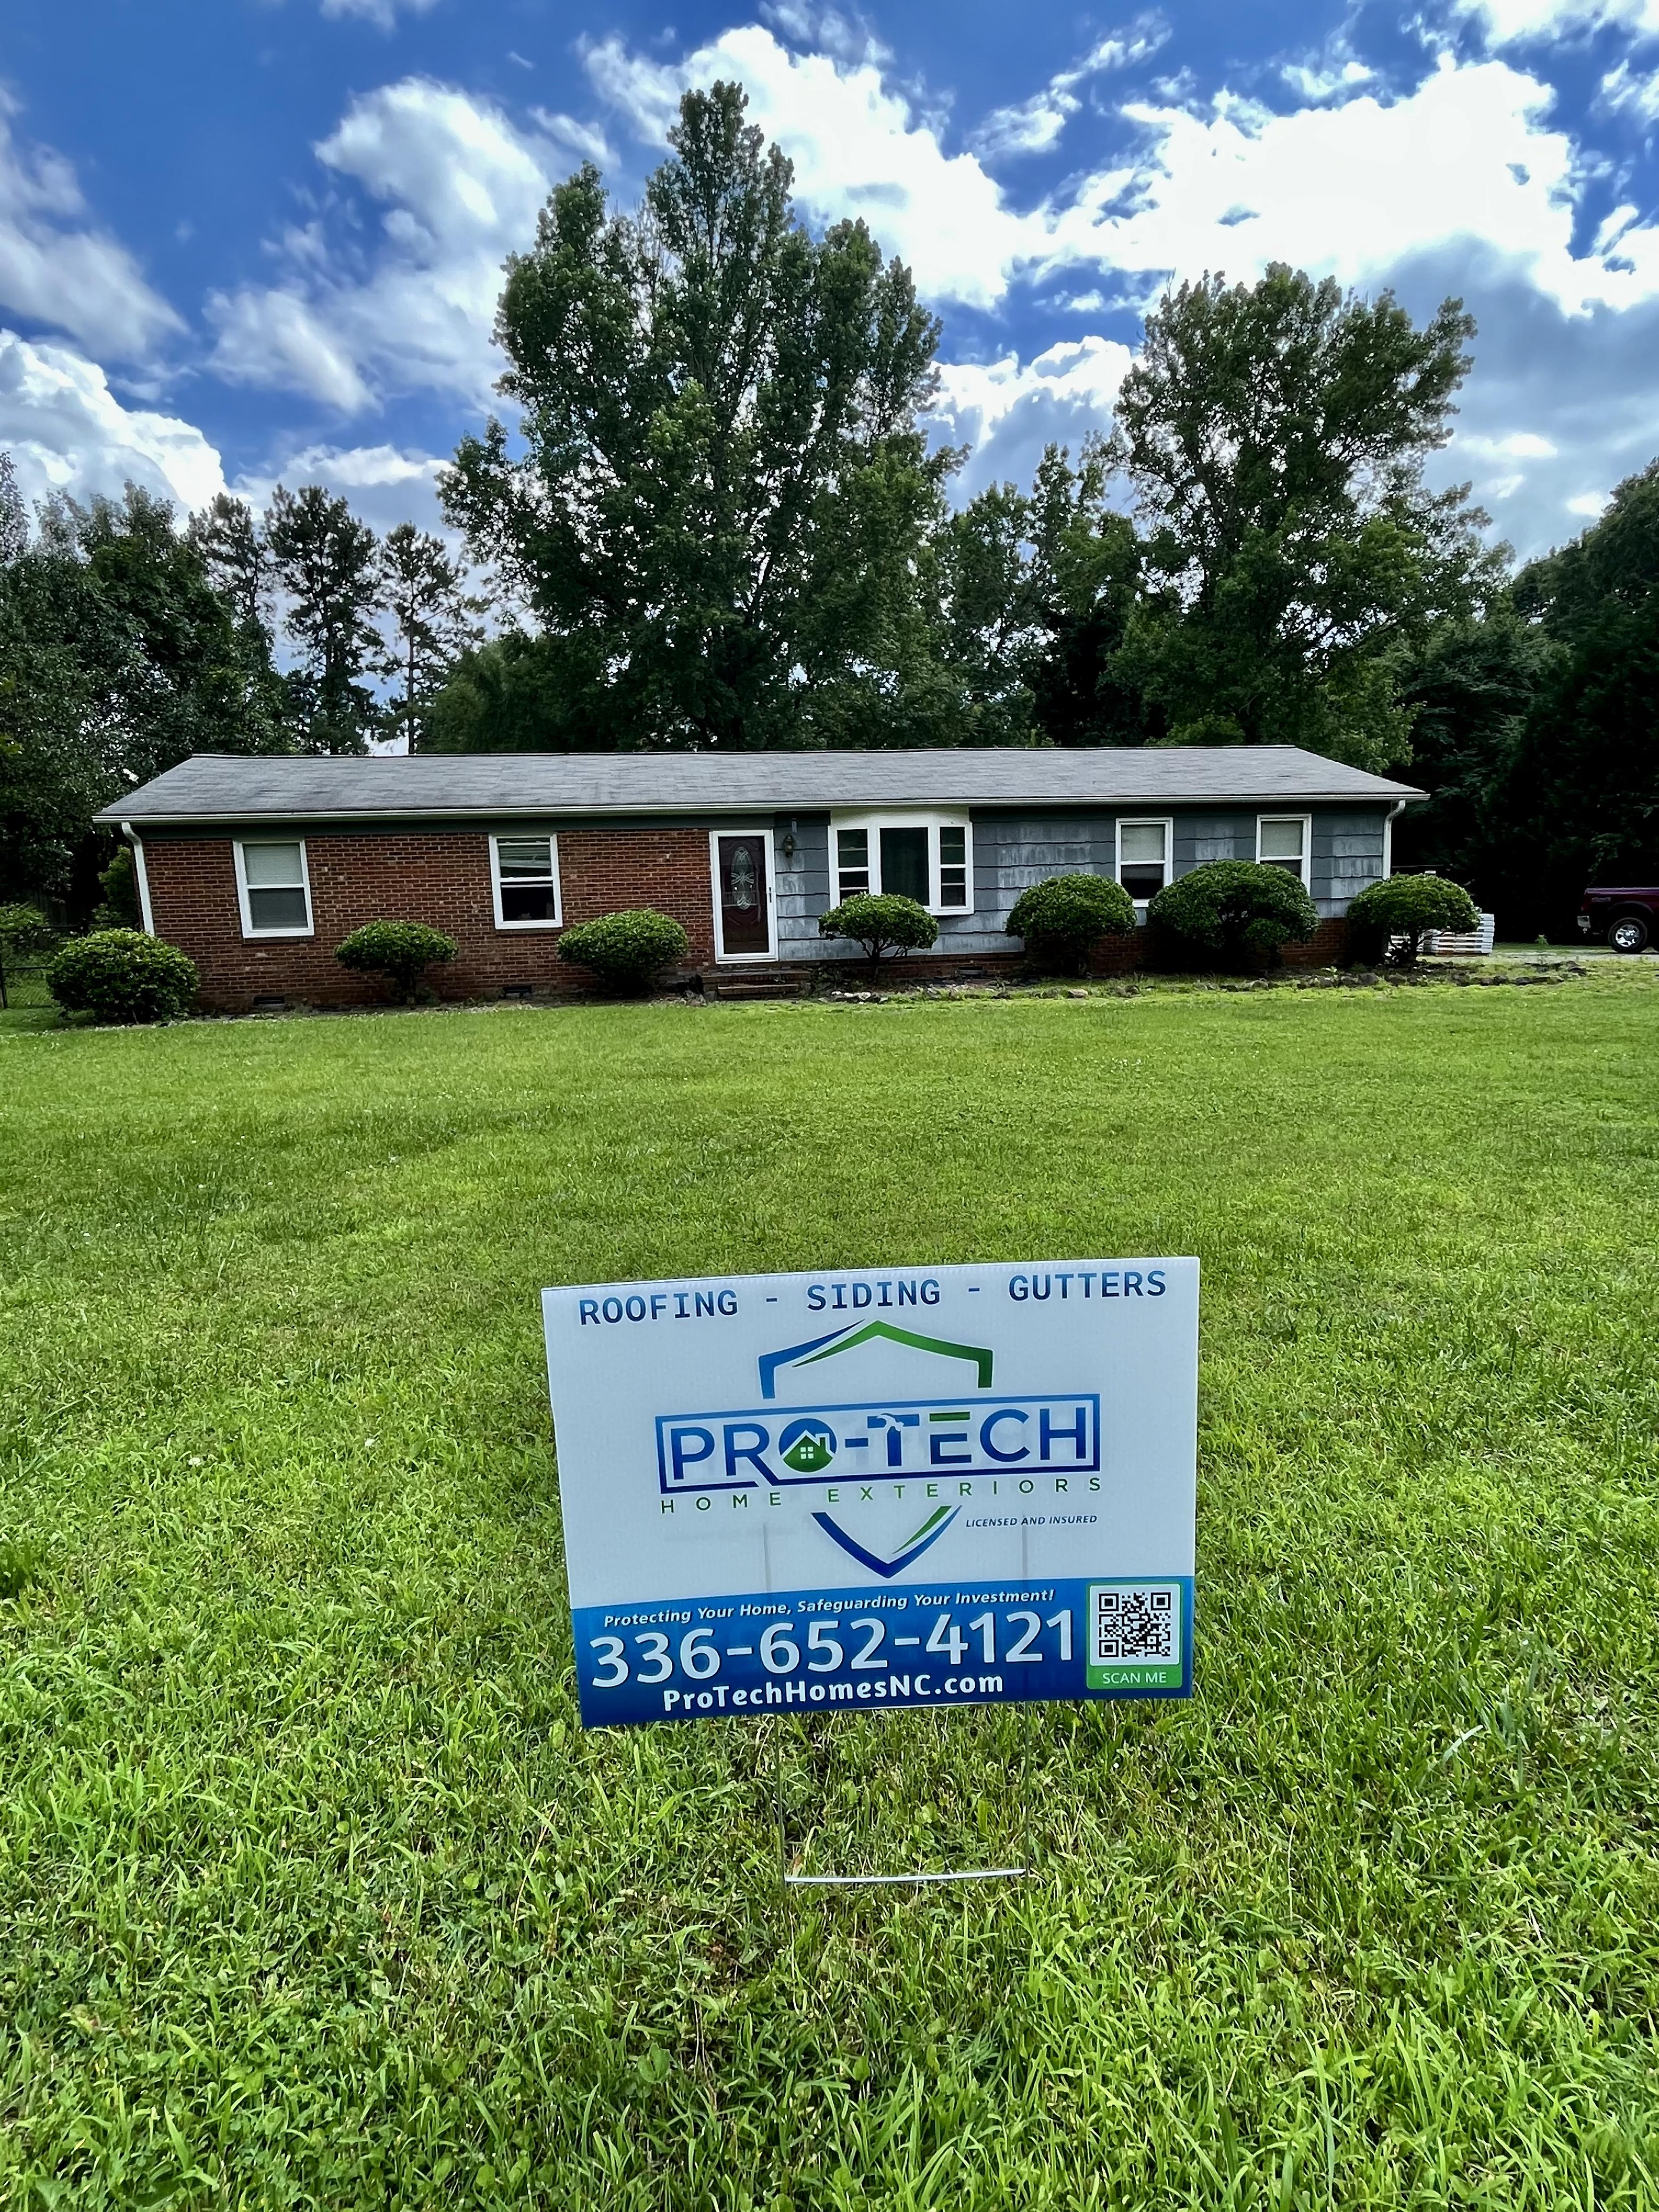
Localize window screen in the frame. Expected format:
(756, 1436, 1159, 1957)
(240, 841, 310, 932)
(1118, 821, 1168, 901)
(494, 835, 561, 924)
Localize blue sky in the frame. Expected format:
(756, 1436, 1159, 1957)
(3, 0, 1659, 560)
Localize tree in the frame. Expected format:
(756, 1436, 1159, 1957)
(187, 494, 274, 640)
(0, 454, 25, 567)
(442, 81, 952, 750)
(0, 480, 287, 901)
(941, 442, 1152, 747)
(378, 525, 484, 753)
(265, 485, 384, 754)
(423, 632, 568, 753)
(1388, 605, 1548, 893)
(1112, 265, 1497, 769)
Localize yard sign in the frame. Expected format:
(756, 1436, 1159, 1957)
(543, 1259, 1198, 1728)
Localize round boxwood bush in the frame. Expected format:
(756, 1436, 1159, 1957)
(557, 909, 690, 994)
(1345, 873, 1479, 967)
(335, 920, 458, 1002)
(1148, 860, 1319, 969)
(819, 892, 938, 979)
(46, 929, 197, 1024)
(1006, 873, 1135, 974)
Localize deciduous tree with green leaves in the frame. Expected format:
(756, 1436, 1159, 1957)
(1112, 265, 1497, 769)
(0, 479, 286, 900)
(941, 441, 1151, 748)
(441, 81, 952, 751)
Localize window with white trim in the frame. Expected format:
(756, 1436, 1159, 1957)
(832, 814, 973, 915)
(490, 833, 563, 927)
(235, 839, 312, 937)
(1116, 819, 1171, 904)
(1257, 815, 1310, 886)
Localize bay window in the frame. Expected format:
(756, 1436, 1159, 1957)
(832, 815, 973, 915)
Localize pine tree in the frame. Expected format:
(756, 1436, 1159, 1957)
(265, 484, 385, 754)
(378, 525, 483, 753)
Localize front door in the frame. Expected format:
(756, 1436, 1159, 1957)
(713, 833, 773, 958)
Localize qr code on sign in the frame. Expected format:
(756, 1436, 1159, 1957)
(1093, 1584, 1177, 1662)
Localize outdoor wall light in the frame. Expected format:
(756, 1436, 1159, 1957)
(781, 824, 798, 860)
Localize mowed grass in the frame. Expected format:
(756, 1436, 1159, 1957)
(2, 975, 1657, 2210)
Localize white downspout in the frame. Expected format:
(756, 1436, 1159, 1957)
(121, 822, 155, 934)
(1382, 800, 1405, 880)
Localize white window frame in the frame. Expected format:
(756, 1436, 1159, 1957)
(830, 811, 975, 918)
(489, 831, 563, 930)
(234, 836, 313, 940)
(1115, 816, 1174, 912)
(1256, 814, 1312, 889)
(709, 827, 779, 963)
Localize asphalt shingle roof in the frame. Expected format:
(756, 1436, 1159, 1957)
(96, 747, 1424, 826)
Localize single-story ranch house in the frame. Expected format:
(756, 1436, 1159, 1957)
(97, 747, 1425, 1010)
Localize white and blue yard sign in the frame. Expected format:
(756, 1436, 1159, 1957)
(543, 1259, 1198, 1728)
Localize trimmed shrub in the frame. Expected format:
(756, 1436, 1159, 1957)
(335, 921, 458, 1002)
(1346, 874, 1480, 967)
(556, 909, 690, 994)
(819, 893, 938, 980)
(1006, 873, 1136, 974)
(46, 929, 197, 1024)
(0, 903, 59, 957)
(1148, 861, 1319, 969)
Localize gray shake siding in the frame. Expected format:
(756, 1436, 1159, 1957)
(1313, 812, 1388, 915)
(774, 802, 1395, 953)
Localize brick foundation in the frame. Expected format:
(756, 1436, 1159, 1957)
(143, 827, 718, 1012)
(1086, 915, 1350, 976)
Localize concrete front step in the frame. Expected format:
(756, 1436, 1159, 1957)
(701, 974, 812, 1000)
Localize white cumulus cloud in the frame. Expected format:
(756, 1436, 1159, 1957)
(1454, 0, 1659, 45)
(1601, 59, 1659, 118)
(1054, 57, 1659, 316)
(973, 25, 1170, 160)
(0, 92, 181, 361)
(233, 440, 449, 530)
(208, 78, 556, 411)
(586, 25, 1046, 309)
(934, 337, 1135, 497)
(0, 330, 226, 513)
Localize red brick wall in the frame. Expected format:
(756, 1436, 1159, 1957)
(143, 827, 717, 1011)
(1086, 916, 1350, 976)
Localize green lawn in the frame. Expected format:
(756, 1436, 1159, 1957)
(2, 976, 1657, 2209)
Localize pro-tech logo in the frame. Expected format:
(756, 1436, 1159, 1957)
(656, 1321, 1100, 1578)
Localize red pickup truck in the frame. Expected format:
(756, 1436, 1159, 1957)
(1577, 886, 1658, 953)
